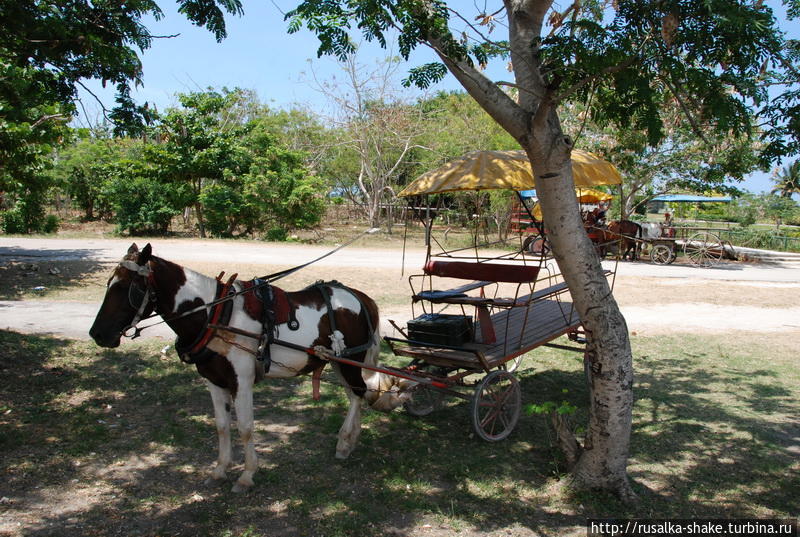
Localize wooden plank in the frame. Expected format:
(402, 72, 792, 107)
(480, 300, 581, 361)
(390, 298, 582, 370)
(391, 346, 483, 369)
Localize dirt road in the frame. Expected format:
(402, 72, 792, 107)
(1, 237, 799, 340)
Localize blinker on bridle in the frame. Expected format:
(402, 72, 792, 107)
(118, 259, 156, 340)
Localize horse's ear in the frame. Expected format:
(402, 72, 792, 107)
(139, 243, 153, 265)
(127, 243, 139, 255)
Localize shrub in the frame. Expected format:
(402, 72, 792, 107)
(42, 215, 59, 234)
(1, 196, 46, 234)
(107, 162, 189, 235)
(199, 182, 244, 237)
(265, 227, 288, 241)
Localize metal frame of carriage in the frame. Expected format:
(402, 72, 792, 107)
(318, 151, 624, 442)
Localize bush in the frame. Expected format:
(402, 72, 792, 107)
(42, 215, 59, 234)
(1, 209, 27, 234)
(199, 182, 244, 237)
(108, 163, 189, 235)
(1, 196, 46, 234)
(265, 227, 288, 241)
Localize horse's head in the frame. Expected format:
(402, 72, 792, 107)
(90, 243, 156, 348)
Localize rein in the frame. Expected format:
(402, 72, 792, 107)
(119, 227, 381, 339)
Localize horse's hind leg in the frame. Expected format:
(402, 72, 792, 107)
(205, 382, 233, 486)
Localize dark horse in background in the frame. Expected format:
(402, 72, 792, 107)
(90, 244, 410, 492)
(602, 220, 643, 260)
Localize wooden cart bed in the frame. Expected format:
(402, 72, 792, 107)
(389, 298, 580, 370)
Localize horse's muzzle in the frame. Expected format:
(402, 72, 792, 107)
(89, 326, 121, 348)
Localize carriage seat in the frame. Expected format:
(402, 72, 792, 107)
(411, 260, 543, 345)
(412, 260, 540, 306)
(422, 260, 540, 283)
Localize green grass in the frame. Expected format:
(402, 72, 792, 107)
(0, 330, 797, 537)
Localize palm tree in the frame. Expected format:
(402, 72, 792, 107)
(772, 160, 800, 198)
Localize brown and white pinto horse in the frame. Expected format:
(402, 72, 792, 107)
(90, 243, 409, 492)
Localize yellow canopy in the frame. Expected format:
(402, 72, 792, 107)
(397, 149, 622, 197)
(576, 187, 614, 204)
(530, 187, 613, 220)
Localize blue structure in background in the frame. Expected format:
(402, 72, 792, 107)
(650, 194, 732, 203)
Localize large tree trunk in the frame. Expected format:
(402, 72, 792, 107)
(527, 130, 635, 499)
(424, 0, 634, 499)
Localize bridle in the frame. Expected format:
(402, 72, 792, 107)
(118, 259, 156, 339)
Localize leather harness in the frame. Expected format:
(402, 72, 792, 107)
(122, 261, 375, 400)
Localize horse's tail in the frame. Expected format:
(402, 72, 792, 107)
(363, 325, 415, 412)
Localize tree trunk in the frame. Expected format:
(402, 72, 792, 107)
(423, 0, 635, 499)
(526, 133, 635, 499)
(195, 202, 206, 238)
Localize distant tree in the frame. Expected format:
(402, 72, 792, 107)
(51, 130, 141, 221)
(771, 160, 800, 199)
(761, 193, 799, 230)
(414, 91, 516, 170)
(149, 89, 252, 237)
(0, 0, 242, 231)
(199, 119, 325, 238)
(107, 159, 191, 235)
(560, 102, 761, 218)
(141, 88, 321, 238)
(307, 54, 432, 232)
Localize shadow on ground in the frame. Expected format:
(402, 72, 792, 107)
(0, 247, 107, 300)
(0, 331, 796, 537)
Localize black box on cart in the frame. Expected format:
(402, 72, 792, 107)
(407, 313, 473, 346)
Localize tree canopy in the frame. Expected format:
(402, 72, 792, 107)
(0, 0, 243, 230)
(287, 0, 799, 167)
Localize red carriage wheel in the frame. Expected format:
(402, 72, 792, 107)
(470, 370, 521, 441)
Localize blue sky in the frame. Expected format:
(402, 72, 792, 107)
(76, 0, 796, 195)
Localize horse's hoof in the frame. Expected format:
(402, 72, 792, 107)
(231, 480, 253, 493)
(335, 444, 354, 459)
(204, 476, 227, 487)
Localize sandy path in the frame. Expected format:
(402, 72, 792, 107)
(1, 237, 799, 339)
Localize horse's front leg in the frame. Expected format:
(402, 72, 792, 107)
(232, 379, 258, 493)
(205, 382, 233, 486)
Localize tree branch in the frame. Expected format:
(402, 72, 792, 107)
(658, 73, 710, 144)
(552, 57, 638, 104)
(30, 114, 68, 128)
(426, 35, 529, 141)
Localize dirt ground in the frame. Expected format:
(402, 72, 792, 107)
(1, 237, 799, 537)
(1, 237, 799, 339)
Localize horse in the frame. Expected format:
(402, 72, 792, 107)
(583, 210, 609, 258)
(606, 220, 642, 260)
(89, 243, 411, 492)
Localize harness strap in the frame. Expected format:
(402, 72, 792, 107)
(121, 260, 156, 339)
(310, 281, 375, 358)
(177, 273, 237, 364)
